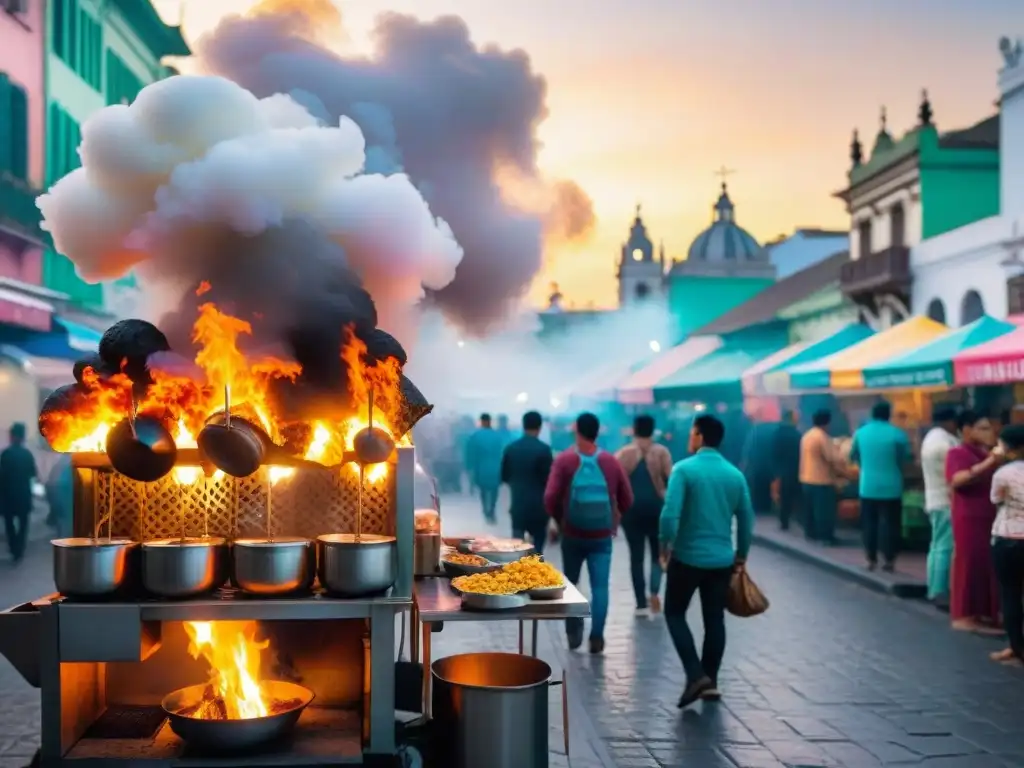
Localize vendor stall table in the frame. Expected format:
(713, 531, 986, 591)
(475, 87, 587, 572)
(410, 577, 590, 717)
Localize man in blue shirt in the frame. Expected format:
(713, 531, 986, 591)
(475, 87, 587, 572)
(849, 401, 910, 572)
(465, 413, 506, 523)
(660, 414, 755, 709)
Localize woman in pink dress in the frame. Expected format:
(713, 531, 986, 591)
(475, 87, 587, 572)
(946, 411, 1004, 633)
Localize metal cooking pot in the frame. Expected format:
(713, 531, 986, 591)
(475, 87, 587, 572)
(197, 412, 268, 479)
(106, 416, 177, 483)
(142, 537, 229, 598)
(231, 538, 315, 595)
(316, 533, 396, 596)
(162, 679, 314, 753)
(52, 537, 138, 599)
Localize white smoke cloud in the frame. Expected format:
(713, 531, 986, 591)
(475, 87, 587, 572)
(36, 74, 463, 339)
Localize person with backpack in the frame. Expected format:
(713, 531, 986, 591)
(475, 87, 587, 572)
(544, 412, 633, 654)
(615, 414, 673, 616)
(660, 414, 754, 708)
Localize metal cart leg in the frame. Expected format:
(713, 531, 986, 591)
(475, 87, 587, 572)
(410, 603, 420, 664)
(530, 619, 539, 658)
(421, 620, 433, 718)
(368, 604, 397, 755)
(518, 620, 525, 654)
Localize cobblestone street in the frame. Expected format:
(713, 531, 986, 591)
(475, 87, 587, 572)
(0, 496, 1022, 766)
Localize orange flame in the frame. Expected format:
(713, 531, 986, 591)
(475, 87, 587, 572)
(38, 302, 409, 485)
(184, 620, 270, 720)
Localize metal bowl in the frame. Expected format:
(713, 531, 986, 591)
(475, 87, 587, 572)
(231, 538, 314, 596)
(441, 557, 502, 578)
(468, 545, 536, 564)
(460, 591, 528, 611)
(52, 538, 138, 599)
(316, 533, 396, 597)
(527, 584, 566, 600)
(162, 679, 314, 753)
(142, 537, 229, 598)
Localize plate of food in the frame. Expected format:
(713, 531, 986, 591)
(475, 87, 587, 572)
(461, 537, 537, 563)
(440, 552, 502, 577)
(450, 556, 566, 609)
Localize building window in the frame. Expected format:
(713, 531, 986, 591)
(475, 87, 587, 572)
(858, 219, 872, 260)
(890, 202, 905, 248)
(46, 104, 82, 184)
(0, 75, 29, 180)
(635, 282, 650, 300)
(52, 1, 103, 91)
(960, 290, 985, 326)
(106, 51, 144, 106)
(926, 298, 946, 324)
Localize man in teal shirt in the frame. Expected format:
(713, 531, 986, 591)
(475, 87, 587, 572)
(465, 414, 506, 523)
(849, 401, 910, 572)
(660, 414, 755, 709)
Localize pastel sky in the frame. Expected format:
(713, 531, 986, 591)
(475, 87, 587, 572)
(156, 0, 1024, 308)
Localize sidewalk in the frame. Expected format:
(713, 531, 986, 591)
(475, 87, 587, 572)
(753, 519, 928, 598)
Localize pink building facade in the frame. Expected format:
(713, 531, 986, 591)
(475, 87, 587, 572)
(0, 1, 47, 310)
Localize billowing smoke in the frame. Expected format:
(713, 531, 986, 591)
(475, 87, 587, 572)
(195, 1, 594, 332)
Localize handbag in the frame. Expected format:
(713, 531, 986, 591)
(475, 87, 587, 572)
(726, 565, 769, 617)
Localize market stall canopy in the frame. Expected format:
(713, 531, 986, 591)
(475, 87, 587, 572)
(653, 340, 788, 403)
(761, 324, 875, 394)
(863, 315, 1015, 389)
(788, 316, 948, 390)
(615, 335, 722, 405)
(741, 343, 810, 396)
(566, 359, 643, 403)
(953, 325, 1024, 385)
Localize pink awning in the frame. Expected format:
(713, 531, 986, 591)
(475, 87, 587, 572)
(0, 287, 52, 332)
(615, 336, 722, 405)
(740, 342, 809, 395)
(953, 326, 1024, 385)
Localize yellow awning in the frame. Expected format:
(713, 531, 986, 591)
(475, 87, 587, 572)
(828, 316, 949, 389)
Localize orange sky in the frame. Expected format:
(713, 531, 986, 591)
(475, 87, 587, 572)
(156, 0, 1023, 308)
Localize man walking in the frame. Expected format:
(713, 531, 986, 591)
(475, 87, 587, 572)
(0, 423, 37, 562)
(465, 413, 505, 523)
(850, 401, 910, 572)
(501, 411, 554, 553)
(773, 410, 802, 531)
(615, 414, 673, 616)
(545, 412, 632, 654)
(660, 414, 754, 708)
(800, 409, 841, 543)
(920, 406, 959, 610)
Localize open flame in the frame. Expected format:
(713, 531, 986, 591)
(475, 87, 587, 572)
(40, 300, 411, 484)
(183, 620, 270, 720)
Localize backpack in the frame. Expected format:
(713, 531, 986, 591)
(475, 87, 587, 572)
(629, 456, 661, 518)
(566, 450, 614, 532)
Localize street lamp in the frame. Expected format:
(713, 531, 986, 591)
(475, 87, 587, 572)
(649, 340, 661, 353)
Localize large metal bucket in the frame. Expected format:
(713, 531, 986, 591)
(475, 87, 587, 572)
(431, 652, 564, 768)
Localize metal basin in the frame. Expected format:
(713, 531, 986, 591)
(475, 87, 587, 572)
(52, 538, 138, 599)
(162, 679, 314, 753)
(231, 538, 314, 596)
(142, 538, 228, 598)
(316, 533, 396, 596)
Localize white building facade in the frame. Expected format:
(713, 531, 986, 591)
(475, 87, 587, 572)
(911, 37, 1024, 326)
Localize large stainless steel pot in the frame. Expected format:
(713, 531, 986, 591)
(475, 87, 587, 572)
(231, 538, 314, 595)
(52, 537, 138, 599)
(162, 679, 314, 753)
(316, 534, 396, 596)
(142, 538, 228, 598)
(432, 652, 564, 768)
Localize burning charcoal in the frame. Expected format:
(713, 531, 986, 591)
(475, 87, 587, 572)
(365, 328, 407, 367)
(98, 319, 171, 370)
(38, 383, 87, 450)
(72, 354, 117, 386)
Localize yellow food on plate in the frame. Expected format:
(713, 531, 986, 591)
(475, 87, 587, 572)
(452, 555, 564, 595)
(443, 552, 490, 567)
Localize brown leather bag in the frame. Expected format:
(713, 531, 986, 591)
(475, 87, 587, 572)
(726, 565, 769, 617)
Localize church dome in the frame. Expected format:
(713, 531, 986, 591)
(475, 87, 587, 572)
(686, 183, 762, 262)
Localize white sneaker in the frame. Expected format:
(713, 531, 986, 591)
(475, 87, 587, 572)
(634, 607, 650, 618)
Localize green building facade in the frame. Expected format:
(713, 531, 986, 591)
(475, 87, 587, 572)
(43, 0, 188, 311)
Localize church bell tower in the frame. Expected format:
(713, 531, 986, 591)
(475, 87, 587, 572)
(617, 204, 664, 307)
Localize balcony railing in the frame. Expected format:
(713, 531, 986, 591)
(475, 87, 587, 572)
(0, 172, 46, 245)
(840, 246, 911, 300)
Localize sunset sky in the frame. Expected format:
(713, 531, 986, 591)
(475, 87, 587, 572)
(156, 0, 1024, 308)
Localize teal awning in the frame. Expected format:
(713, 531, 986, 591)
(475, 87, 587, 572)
(766, 324, 875, 392)
(55, 316, 101, 353)
(653, 341, 787, 403)
(861, 315, 1015, 389)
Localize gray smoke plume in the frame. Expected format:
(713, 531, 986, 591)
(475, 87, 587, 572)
(196, 3, 594, 332)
